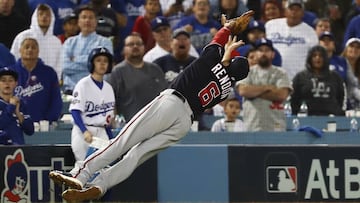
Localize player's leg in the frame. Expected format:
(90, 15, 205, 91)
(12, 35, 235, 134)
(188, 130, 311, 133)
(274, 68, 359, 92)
(49, 126, 112, 189)
(62, 118, 191, 202)
(51, 91, 193, 188)
(49, 127, 89, 189)
(99, 129, 191, 192)
(73, 93, 191, 184)
(49, 95, 165, 187)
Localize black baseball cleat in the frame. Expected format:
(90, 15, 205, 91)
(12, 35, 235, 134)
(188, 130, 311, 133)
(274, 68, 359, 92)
(62, 186, 102, 202)
(49, 170, 83, 190)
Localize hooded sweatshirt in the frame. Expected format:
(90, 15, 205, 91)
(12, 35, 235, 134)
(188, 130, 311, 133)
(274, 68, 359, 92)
(11, 59, 63, 123)
(10, 4, 63, 81)
(291, 45, 346, 116)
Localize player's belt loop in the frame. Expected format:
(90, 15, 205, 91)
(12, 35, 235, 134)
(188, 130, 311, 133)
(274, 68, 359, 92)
(172, 90, 186, 103)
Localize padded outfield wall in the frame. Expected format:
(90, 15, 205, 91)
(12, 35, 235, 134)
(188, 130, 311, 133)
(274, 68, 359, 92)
(1, 144, 360, 202)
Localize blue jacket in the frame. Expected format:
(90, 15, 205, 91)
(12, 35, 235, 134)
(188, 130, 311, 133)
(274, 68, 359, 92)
(0, 43, 15, 67)
(330, 55, 348, 81)
(343, 15, 360, 48)
(0, 98, 34, 145)
(11, 59, 63, 122)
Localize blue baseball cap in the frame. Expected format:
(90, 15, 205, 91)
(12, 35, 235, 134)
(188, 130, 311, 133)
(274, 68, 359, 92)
(0, 67, 18, 81)
(151, 17, 170, 31)
(319, 31, 335, 41)
(254, 38, 274, 50)
(247, 20, 265, 32)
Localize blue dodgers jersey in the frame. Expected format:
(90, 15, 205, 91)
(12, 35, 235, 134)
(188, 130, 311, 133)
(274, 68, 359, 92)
(170, 44, 237, 115)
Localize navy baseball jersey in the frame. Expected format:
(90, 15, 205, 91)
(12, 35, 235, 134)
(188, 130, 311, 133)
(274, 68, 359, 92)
(170, 43, 249, 115)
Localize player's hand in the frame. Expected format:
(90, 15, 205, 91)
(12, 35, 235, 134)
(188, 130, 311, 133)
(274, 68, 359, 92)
(221, 35, 244, 66)
(223, 10, 255, 34)
(83, 131, 93, 143)
(225, 35, 245, 52)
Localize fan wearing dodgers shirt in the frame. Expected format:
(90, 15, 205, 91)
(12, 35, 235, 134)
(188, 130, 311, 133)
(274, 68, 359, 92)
(49, 11, 252, 202)
(265, 0, 318, 80)
(69, 47, 115, 170)
(0, 67, 34, 145)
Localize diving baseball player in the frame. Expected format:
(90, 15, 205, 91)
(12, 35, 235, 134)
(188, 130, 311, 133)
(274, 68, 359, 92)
(49, 11, 254, 202)
(69, 47, 115, 169)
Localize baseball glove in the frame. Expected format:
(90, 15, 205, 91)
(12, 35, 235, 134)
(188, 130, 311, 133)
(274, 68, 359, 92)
(224, 10, 255, 34)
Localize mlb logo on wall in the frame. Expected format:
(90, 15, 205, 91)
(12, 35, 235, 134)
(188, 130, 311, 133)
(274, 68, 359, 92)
(266, 166, 297, 193)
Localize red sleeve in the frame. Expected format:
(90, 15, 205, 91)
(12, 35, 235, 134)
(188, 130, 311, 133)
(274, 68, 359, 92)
(210, 27, 240, 58)
(211, 27, 231, 47)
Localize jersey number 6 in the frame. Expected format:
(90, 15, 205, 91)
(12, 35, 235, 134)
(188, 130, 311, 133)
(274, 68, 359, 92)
(198, 81, 220, 107)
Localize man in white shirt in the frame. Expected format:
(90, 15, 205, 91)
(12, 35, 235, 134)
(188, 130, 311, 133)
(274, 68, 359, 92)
(143, 16, 198, 62)
(11, 4, 63, 81)
(265, 0, 318, 80)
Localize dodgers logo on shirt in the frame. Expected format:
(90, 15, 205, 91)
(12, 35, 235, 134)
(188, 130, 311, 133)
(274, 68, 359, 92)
(266, 166, 297, 193)
(270, 33, 306, 46)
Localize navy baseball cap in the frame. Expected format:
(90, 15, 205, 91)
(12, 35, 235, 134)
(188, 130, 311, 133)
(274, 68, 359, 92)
(0, 67, 18, 81)
(247, 20, 265, 32)
(172, 29, 190, 38)
(319, 31, 335, 41)
(63, 12, 77, 24)
(151, 17, 170, 31)
(286, 0, 304, 8)
(254, 38, 274, 50)
(228, 56, 249, 81)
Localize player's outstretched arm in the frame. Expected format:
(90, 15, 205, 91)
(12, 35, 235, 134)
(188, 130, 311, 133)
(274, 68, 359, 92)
(221, 35, 244, 66)
(211, 10, 254, 47)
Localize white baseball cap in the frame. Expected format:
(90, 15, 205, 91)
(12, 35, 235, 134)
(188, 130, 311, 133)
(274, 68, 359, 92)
(345, 38, 360, 47)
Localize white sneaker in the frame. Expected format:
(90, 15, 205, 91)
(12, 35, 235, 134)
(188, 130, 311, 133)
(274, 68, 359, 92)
(49, 170, 83, 190)
(62, 186, 102, 202)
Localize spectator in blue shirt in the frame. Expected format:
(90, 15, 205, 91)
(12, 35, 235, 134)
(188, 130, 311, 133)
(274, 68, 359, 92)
(173, 0, 221, 54)
(343, 14, 360, 48)
(62, 5, 113, 95)
(11, 36, 63, 125)
(0, 67, 34, 145)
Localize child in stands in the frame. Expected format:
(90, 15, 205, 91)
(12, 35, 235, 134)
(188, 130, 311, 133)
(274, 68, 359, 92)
(211, 96, 244, 132)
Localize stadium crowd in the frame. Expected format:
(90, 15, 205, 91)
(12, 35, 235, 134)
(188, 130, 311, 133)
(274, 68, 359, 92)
(0, 0, 360, 144)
